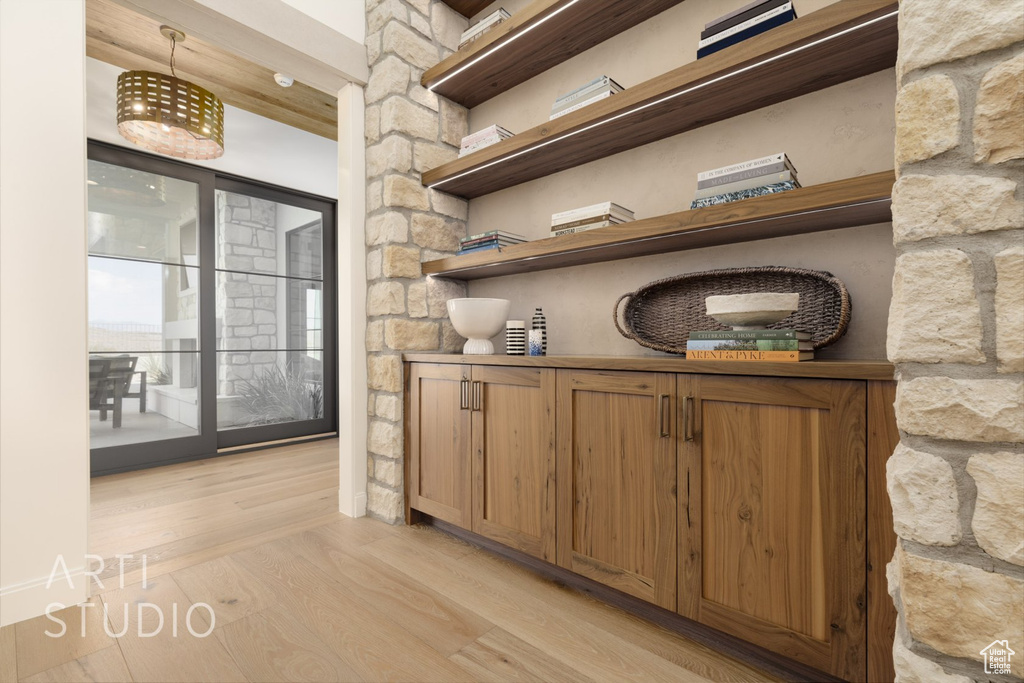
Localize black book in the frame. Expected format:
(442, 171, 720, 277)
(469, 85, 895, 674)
(700, 0, 788, 40)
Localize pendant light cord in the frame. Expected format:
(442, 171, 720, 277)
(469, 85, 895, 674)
(169, 35, 177, 78)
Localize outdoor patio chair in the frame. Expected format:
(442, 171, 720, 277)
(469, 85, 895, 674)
(89, 355, 147, 428)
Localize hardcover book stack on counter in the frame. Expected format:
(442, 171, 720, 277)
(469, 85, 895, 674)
(457, 230, 526, 256)
(550, 76, 624, 120)
(550, 201, 635, 237)
(458, 124, 514, 158)
(459, 8, 511, 49)
(697, 0, 798, 59)
(690, 152, 800, 209)
(686, 329, 813, 361)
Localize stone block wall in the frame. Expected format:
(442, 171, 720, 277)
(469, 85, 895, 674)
(216, 192, 280, 395)
(364, 0, 470, 522)
(887, 2, 1024, 680)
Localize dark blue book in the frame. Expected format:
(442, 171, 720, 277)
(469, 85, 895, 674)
(700, 0, 788, 41)
(697, 9, 797, 59)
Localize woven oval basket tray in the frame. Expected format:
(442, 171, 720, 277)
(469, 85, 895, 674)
(613, 266, 851, 354)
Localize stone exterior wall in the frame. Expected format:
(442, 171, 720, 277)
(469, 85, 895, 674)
(217, 193, 280, 395)
(887, 2, 1024, 681)
(364, 0, 469, 522)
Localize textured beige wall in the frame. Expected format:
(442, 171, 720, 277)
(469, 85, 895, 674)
(463, 0, 897, 359)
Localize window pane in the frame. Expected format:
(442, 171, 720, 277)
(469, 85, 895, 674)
(89, 352, 199, 448)
(88, 257, 199, 352)
(216, 351, 324, 429)
(215, 190, 322, 279)
(215, 272, 321, 351)
(88, 160, 199, 266)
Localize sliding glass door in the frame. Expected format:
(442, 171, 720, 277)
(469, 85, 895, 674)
(88, 142, 336, 475)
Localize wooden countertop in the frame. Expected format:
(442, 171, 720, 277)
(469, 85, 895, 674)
(403, 354, 895, 381)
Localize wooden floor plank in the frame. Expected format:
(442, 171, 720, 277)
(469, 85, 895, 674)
(100, 574, 245, 682)
(281, 525, 494, 656)
(19, 645, 132, 683)
(14, 599, 115, 680)
(214, 607, 363, 682)
(1, 624, 18, 682)
(232, 540, 476, 682)
(450, 627, 595, 683)
(364, 532, 715, 683)
(171, 556, 279, 628)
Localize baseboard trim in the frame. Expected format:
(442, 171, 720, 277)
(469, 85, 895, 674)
(425, 517, 842, 683)
(0, 567, 89, 627)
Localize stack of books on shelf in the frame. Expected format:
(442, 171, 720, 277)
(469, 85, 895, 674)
(690, 152, 800, 209)
(697, 0, 798, 59)
(458, 124, 513, 158)
(459, 8, 511, 49)
(550, 201, 634, 237)
(550, 76, 624, 120)
(685, 329, 813, 361)
(457, 230, 526, 256)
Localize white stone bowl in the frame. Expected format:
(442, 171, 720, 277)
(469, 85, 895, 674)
(447, 298, 511, 354)
(705, 293, 800, 331)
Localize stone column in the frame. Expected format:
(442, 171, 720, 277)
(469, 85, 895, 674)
(364, 0, 470, 522)
(887, 2, 1024, 680)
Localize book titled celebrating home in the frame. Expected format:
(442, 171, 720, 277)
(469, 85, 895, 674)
(685, 328, 814, 361)
(697, 0, 797, 59)
(691, 152, 800, 209)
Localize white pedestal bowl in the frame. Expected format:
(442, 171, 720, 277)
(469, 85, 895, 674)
(447, 298, 511, 354)
(705, 293, 800, 331)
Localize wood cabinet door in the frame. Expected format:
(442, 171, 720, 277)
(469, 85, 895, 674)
(471, 366, 556, 561)
(407, 363, 472, 528)
(556, 370, 677, 609)
(677, 375, 867, 681)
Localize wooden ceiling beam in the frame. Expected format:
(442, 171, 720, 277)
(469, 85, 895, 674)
(86, 0, 338, 140)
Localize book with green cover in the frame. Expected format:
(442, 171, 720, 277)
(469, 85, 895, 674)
(689, 329, 811, 340)
(686, 339, 811, 351)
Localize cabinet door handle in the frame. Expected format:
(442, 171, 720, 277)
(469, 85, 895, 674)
(472, 381, 482, 411)
(658, 394, 670, 437)
(460, 378, 469, 410)
(683, 395, 694, 441)
(686, 470, 692, 528)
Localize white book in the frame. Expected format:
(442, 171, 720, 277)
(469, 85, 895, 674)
(553, 77, 623, 109)
(697, 2, 792, 49)
(459, 9, 510, 42)
(704, 0, 774, 30)
(552, 201, 634, 223)
(458, 134, 511, 157)
(693, 170, 798, 199)
(697, 152, 792, 182)
(460, 124, 512, 147)
(552, 83, 622, 113)
(550, 90, 615, 120)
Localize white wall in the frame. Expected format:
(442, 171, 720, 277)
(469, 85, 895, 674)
(0, 0, 91, 626)
(466, 0, 896, 360)
(86, 58, 339, 199)
(279, 0, 366, 44)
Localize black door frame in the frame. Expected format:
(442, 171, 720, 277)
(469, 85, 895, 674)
(87, 140, 338, 475)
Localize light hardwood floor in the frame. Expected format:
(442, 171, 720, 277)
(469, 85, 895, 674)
(1, 439, 780, 682)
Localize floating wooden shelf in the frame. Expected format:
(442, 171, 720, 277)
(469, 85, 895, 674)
(421, 0, 898, 199)
(420, 171, 895, 280)
(439, 0, 493, 18)
(423, 0, 684, 108)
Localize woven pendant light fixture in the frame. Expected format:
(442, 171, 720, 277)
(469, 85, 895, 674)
(116, 26, 224, 160)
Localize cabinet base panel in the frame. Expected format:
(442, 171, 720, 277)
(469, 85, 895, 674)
(423, 515, 844, 683)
